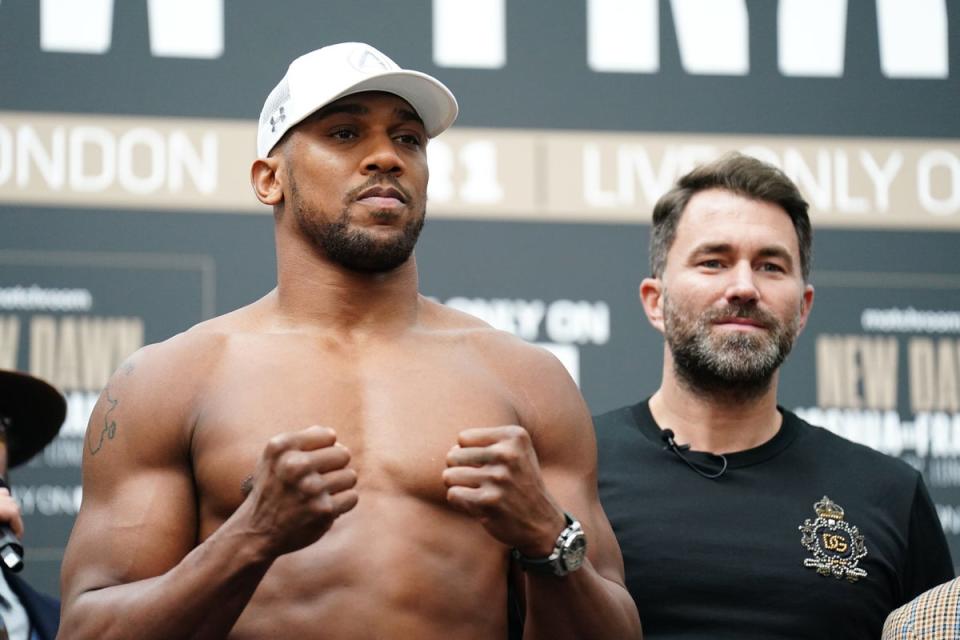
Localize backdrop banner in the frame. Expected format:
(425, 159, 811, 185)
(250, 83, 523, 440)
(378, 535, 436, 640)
(1, 0, 958, 595)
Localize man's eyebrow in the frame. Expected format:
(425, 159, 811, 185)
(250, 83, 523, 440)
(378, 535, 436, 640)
(756, 246, 795, 266)
(689, 242, 734, 257)
(307, 102, 369, 122)
(394, 107, 425, 127)
(688, 243, 795, 265)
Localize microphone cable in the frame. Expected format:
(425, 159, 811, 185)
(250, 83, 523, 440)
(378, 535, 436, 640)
(660, 429, 727, 480)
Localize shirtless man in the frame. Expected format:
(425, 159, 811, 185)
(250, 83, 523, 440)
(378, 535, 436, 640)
(58, 42, 641, 640)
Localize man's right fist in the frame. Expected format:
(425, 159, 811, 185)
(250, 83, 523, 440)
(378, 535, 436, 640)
(244, 425, 358, 557)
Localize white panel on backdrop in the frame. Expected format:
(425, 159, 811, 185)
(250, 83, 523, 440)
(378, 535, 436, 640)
(587, 0, 659, 73)
(40, 0, 114, 54)
(457, 141, 504, 204)
(432, 0, 506, 68)
(427, 137, 506, 205)
(40, 0, 223, 58)
(147, 0, 224, 59)
(670, 0, 748, 75)
(877, 0, 948, 78)
(426, 140, 455, 202)
(778, 0, 847, 77)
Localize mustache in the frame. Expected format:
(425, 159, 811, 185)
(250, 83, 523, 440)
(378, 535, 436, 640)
(345, 176, 411, 204)
(702, 303, 779, 329)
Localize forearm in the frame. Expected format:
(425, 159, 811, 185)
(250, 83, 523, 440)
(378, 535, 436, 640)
(60, 519, 275, 640)
(522, 561, 642, 640)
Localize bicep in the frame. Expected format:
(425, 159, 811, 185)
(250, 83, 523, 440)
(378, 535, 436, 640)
(62, 468, 198, 597)
(61, 357, 199, 602)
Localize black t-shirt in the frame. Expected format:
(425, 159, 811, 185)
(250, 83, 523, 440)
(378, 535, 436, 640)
(595, 401, 954, 639)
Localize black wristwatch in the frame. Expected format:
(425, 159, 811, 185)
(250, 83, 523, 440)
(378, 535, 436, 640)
(512, 512, 587, 577)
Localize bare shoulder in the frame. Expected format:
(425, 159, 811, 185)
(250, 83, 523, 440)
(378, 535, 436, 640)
(110, 312, 239, 398)
(111, 295, 272, 398)
(420, 296, 588, 441)
(418, 295, 495, 331)
(421, 296, 571, 378)
(81, 298, 272, 470)
(83, 332, 213, 462)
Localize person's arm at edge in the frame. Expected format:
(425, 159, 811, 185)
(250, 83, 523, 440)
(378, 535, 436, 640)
(881, 598, 916, 640)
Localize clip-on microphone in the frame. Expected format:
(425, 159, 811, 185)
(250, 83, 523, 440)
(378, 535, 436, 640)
(661, 429, 727, 479)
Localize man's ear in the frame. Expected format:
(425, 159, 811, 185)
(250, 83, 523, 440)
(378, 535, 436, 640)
(251, 156, 284, 206)
(640, 277, 666, 334)
(796, 284, 815, 334)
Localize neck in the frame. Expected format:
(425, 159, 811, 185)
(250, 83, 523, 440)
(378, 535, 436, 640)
(272, 229, 421, 337)
(650, 347, 783, 454)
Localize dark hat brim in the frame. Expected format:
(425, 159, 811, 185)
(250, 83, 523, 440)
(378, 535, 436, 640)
(0, 370, 66, 468)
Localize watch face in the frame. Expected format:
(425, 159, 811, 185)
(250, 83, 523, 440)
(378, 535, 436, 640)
(562, 530, 588, 571)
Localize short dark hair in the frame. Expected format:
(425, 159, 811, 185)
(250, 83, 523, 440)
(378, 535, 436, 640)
(649, 152, 812, 281)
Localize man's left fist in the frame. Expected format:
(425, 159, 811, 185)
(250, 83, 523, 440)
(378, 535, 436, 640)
(443, 425, 565, 557)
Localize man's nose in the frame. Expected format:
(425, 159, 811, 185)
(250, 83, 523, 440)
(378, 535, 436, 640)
(724, 261, 760, 304)
(361, 134, 404, 176)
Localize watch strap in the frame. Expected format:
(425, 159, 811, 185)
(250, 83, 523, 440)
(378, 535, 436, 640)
(511, 512, 585, 576)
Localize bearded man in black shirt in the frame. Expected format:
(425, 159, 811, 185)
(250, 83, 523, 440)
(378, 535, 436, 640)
(594, 152, 953, 639)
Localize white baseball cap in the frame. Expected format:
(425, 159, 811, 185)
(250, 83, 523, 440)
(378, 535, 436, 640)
(257, 42, 459, 158)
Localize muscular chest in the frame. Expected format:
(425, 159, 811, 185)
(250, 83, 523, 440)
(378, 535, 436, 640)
(191, 334, 518, 521)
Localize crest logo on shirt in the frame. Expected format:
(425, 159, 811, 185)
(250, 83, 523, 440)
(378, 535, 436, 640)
(799, 496, 868, 582)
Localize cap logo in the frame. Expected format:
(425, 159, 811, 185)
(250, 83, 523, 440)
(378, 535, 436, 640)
(350, 47, 391, 74)
(269, 106, 286, 133)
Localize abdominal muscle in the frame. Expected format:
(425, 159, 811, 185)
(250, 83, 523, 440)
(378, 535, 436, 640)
(222, 490, 511, 639)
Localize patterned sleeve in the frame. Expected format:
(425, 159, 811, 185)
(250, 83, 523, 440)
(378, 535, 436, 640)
(882, 578, 960, 640)
(881, 598, 913, 640)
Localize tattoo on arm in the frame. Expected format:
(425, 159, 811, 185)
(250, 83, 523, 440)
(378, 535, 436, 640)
(88, 389, 118, 456)
(88, 364, 134, 456)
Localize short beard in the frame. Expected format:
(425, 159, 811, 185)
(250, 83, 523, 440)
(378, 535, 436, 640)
(663, 291, 801, 403)
(290, 175, 425, 273)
